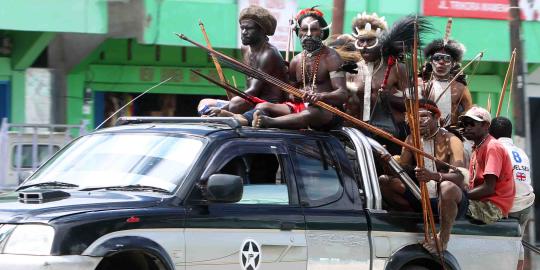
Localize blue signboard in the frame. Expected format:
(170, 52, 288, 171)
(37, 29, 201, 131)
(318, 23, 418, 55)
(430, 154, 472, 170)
(0, 81, 10, 120)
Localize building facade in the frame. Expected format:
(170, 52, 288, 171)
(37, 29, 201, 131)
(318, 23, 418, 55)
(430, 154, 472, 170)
(1, 0, 539, 127)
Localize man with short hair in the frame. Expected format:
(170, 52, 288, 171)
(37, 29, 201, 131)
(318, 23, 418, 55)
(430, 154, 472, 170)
(489, 116, 534, 270)
(460, 107, 515, 225)
(379, 99, 467, 253)
(197, 5, 288, 115)
(252, 7, 348, 130)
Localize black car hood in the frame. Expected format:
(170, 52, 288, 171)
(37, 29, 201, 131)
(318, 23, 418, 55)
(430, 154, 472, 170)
(0, 190, 167, 223)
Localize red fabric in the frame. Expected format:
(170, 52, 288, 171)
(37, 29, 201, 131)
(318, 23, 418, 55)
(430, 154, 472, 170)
(469, 135, 516, 215)
(249, 96, 266, 104)
(296, 8, 324, 21)
(387, 56, 396, 66)
(284, 101, 306, 113)
(380, 56, 395, 89)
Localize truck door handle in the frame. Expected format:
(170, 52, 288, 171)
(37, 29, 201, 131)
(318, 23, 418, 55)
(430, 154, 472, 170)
(280, 221, 295, 231)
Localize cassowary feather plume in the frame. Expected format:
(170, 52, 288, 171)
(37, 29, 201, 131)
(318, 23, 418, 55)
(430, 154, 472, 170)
(381, 15, 434, 59)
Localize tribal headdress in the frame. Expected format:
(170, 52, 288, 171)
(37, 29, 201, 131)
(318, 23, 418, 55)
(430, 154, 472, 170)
(326, 34, 361, 63)
(352, 12, 388, 42)
(239, 5, 277, 36)
(294, 7, 331, 40)
(380, 15, 433, 58)
(419, 98, 442, 119)
(351, 13, 432, 59)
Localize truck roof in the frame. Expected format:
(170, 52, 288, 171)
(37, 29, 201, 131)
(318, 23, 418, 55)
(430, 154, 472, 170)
(94, 117, 338, 140)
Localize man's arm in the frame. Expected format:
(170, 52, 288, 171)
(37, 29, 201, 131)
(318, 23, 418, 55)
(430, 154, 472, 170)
(415, 135, 466, 187)
(441, 134, 467, 188)
(386, 63, 406, 111)
(399, 136, 414, 170)
(289, 55, 300, 88)
(318, 50, 348, 105)
(468, 174, 497, 199)
(459, 84, 473, 113)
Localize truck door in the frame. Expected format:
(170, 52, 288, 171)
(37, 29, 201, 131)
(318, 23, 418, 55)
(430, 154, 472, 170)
(185, 139, 307, 270)
(290, 139, 371, 269)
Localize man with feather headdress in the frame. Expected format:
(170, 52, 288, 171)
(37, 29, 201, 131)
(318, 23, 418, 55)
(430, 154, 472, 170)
(345, 13, 430, 155)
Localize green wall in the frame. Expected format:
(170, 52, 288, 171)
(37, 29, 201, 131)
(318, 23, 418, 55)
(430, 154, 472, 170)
(0, 0, 107, 34)
(2, 0, 536, 127)
(141, 0, 540, 63)
(10, 71, 25, 124)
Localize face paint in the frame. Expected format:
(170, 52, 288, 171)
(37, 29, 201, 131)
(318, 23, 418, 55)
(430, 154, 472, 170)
(354, 37, 379, 50)
(305, 20, 318, 37)
(301, 36, 323, 52)
(298, 17, 323, 52)
(354, 36, 381, 62)
(431, 51, 454, 78)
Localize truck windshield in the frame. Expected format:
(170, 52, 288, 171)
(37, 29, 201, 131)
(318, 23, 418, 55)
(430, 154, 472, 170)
(22, 133, 204, 192)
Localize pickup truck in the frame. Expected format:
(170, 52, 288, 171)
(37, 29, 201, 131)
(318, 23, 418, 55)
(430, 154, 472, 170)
(0, 117, 521, 270)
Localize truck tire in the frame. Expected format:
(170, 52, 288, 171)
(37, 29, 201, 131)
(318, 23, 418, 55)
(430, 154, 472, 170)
(401, 265, 430, 270)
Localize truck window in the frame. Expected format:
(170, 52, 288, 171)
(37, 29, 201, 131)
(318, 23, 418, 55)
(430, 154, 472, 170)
(217, 153, 289, 205)
(292, 140, 343, 206)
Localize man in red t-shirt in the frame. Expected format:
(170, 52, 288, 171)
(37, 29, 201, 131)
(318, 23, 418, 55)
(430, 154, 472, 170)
(460, 106, 515, 224)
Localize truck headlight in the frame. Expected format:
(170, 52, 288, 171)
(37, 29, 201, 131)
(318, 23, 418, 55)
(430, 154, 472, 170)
(3, 225, 55, 255)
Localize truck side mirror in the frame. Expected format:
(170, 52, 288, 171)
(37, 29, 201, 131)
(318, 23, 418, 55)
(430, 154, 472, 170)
(206, 174, 243, 203)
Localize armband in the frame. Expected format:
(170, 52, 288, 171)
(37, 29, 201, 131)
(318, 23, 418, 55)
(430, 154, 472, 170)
(330, 71, 345, 78)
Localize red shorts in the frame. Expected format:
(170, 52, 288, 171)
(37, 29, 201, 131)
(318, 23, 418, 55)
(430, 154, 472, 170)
(284, 101, 306, 113)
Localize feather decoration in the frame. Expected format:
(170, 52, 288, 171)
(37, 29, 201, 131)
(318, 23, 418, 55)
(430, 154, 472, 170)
(380, 15, 434, 58)
(443, 17, 453, 46)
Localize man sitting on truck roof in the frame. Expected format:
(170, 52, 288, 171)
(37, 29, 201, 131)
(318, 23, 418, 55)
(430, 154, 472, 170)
(252, 7, 348, 131)
(197, 5, 288, 116)
(379, 99, 468, 253)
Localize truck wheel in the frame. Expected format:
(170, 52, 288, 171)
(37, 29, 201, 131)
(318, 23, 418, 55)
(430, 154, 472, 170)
(401, 265, 430, 270)
(96, 251, 163, 270)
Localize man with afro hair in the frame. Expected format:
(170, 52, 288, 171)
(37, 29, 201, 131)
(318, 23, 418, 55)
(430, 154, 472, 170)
(197, 5, 288, 116)
(420, 39, 472, 127)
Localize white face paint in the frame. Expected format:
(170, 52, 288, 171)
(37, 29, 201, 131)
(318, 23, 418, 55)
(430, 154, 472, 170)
(306, 20, 318, 36)
(354, 37, 379, 50)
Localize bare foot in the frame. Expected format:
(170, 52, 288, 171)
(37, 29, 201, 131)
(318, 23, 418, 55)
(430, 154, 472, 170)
(252, 110, 267, 128)
(421, 233, 447, 256)
(207, 108, 249, 126)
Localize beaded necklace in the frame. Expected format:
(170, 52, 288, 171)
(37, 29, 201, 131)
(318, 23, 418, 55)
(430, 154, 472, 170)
(302, 49, 322, 92)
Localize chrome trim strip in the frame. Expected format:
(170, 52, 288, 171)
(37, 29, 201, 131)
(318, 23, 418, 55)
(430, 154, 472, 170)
(340, 127, 374, 209)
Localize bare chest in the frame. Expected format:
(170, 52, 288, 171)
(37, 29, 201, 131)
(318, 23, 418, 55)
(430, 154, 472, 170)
(294, 55, 329, 87)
